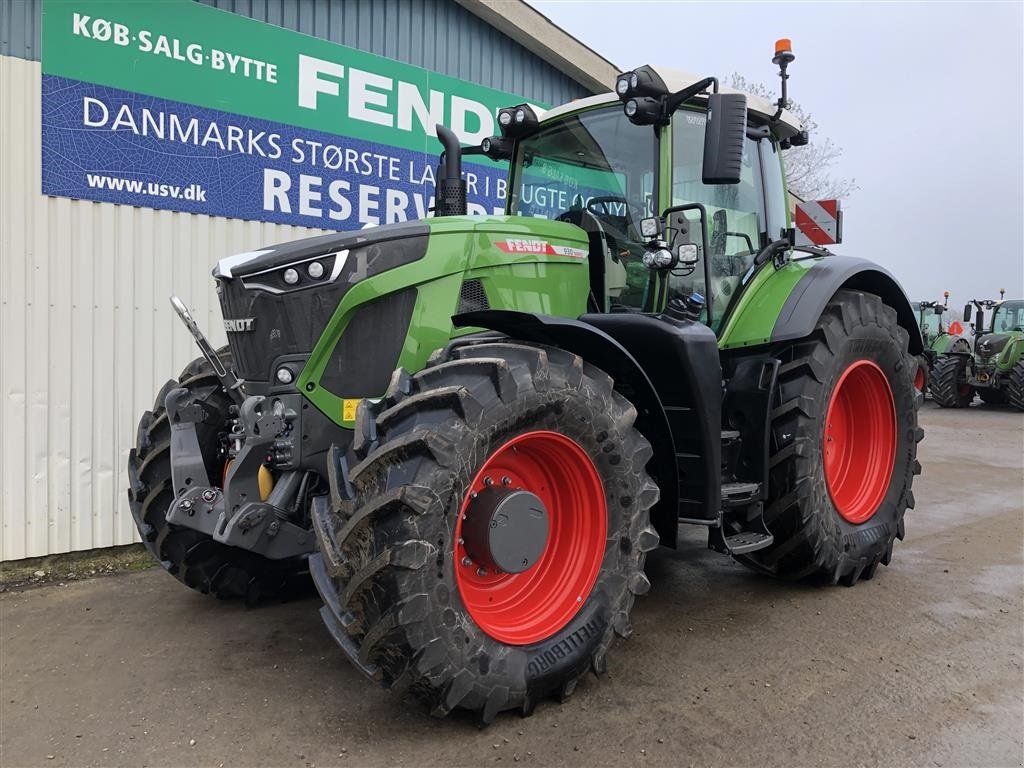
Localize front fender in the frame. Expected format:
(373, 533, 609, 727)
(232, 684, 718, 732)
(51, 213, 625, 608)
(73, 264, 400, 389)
(453, 309, 680, 548)
(997, 334, 1024, 371)
(720, 255, 923, 355)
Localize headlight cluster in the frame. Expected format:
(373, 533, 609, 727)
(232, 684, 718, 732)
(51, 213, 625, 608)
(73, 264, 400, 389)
(614, 66, 672, 126)
(241, 252, 341, 294)
(480, 103, 540, 161)
(282, 261, 325, 286)
(496, 104, 539, 136)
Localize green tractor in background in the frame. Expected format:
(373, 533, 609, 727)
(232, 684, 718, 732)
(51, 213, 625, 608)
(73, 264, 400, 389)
(128, 41, 923, 722)
(910, 292, 970, 394)
(931, 294, 1024, 409)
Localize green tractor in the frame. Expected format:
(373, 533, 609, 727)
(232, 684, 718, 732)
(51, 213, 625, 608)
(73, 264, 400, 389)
(931, 296, 1024, 409)
(910, 293, 970, 393)
(128, 42, 923, 721)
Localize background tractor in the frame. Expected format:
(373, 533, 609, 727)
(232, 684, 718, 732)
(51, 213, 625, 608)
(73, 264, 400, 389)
(128, 41, 923, 721)
(931, 296, 1024, 409)
(910, 292, 969, 393)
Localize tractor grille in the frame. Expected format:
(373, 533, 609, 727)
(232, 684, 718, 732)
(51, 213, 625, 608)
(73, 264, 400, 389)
(320, 288, 417, 398)
(457, 279, 490, 314)
(217, 274, 348, 383)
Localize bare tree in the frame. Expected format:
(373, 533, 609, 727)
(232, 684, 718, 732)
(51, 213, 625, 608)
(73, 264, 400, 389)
(730, 74, 858, 200)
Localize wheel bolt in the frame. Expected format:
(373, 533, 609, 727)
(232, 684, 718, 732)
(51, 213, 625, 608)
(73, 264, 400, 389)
(201, 489, 217, 502)
(179, 499, 193, 510)
(476, 567, 487, 577)
(501, 476, 512, 486)
(484, 476, 493, 486)
(457, 537, 465, 546)
(461, 556, 472, 567)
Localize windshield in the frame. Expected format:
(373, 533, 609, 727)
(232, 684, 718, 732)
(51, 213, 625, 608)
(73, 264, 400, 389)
(991, 300, 1024, 333)
(509, 106, 658, 310)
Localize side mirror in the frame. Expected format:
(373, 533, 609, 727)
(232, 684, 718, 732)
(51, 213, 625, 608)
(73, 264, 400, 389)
(963, 304, 972, 323)
(702, 93, 747, 185)
(934, 305, 945, 315)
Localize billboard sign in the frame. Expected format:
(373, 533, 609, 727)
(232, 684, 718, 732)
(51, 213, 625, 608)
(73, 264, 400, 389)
(41, 0, 535, 229)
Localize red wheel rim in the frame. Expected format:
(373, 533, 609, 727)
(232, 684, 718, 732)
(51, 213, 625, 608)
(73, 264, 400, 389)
(823, 360, 897, 525)
(913, 366, 926, 392)
(454, 431, 607, 645)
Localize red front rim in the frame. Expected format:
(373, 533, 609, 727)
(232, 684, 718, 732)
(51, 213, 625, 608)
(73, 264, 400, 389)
(913, 366, 926, 392)
(454, 431, 607, 645)
(823, 360, 897, 525)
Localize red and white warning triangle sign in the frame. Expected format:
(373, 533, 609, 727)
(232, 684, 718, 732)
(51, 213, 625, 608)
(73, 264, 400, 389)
(794, 199, 843, 247)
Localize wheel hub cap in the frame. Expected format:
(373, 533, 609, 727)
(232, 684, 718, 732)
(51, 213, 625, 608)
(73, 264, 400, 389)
(462, 487, 549, 574)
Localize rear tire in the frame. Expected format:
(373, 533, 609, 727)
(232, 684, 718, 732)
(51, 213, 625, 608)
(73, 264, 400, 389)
(737, 290, 922, 585)
(931, 355, 974, 408)
(311, 341, 659, 722)
(127, 350, 310, 603)
(1009, 362, 1024, 411)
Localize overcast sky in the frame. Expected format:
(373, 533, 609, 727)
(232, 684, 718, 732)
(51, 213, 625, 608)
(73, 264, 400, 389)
(531, 0, 1024, 305)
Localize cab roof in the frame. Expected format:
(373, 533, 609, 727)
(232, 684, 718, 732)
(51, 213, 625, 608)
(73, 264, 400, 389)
(538, 66, 804, 140)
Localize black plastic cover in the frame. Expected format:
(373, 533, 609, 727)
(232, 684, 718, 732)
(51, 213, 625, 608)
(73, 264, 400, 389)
(320, 288, 417, 398)
(702, 92, 747, 185)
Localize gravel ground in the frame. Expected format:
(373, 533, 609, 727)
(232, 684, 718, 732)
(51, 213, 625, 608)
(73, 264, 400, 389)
(1, 401, 1022, 768)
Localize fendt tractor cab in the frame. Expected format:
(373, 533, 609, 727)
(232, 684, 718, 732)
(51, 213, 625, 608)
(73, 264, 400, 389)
(910, 292, 969, 393)
(931, 292, 1024, 409)
(128, 41, 923, 722)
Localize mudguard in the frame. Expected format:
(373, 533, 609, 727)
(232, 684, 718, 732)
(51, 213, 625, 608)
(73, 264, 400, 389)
(720, 255, 923, 355)
(453, 309, 681, 547)
(774, 256, 922, 353)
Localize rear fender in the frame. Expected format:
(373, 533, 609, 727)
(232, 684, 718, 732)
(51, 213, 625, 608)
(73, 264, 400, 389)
(453, 310, 680, 548)
(721, 256, 923, 355)
(774, 256, 923, 353)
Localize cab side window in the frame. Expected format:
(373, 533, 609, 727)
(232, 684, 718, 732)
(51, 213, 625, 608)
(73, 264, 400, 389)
(668, 110, 770, 328)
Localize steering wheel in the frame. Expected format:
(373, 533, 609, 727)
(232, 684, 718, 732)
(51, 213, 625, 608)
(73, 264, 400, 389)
(585, 195, 645, 221)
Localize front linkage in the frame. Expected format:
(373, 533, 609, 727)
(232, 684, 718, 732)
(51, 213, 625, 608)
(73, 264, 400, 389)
(163, 386, 314, 560)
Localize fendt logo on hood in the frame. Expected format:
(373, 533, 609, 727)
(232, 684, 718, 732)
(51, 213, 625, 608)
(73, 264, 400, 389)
(496, 239, 588, 259)
(224, 318, 255, 332)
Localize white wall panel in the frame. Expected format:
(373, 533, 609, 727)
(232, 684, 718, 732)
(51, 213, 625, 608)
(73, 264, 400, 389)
(0, 55, 329, 560)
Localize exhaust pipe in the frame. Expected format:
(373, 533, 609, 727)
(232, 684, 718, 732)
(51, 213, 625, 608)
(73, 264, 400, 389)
(434, 124, 467, 217)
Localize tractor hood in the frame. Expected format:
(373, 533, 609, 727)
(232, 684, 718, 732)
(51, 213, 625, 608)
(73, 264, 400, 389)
(976, 333, 1012, 358)
(213, 216, 589, 388)
(213, 220, 430, 282)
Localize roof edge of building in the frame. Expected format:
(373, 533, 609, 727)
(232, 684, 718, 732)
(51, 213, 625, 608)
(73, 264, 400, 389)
(454, 0, 619, 96)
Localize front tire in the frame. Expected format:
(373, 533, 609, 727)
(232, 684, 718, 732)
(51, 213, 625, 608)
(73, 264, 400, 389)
(311, 341, 659, 722)
(931, 355, 974, 408)
(127, 351, 310, 602)
(737, 290, 922, 585)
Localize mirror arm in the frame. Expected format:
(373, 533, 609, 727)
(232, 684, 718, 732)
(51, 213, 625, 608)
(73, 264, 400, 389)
(746, 125, 771, 141)
(664, 77, 719, 116)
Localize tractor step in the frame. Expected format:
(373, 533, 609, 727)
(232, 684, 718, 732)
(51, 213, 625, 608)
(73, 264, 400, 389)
(721, 481, 762, 507)
(723, 530, 774, 554)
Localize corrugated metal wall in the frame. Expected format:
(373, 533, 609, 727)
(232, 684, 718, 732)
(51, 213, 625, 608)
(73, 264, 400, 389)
(3, 0, 589, 105)
(0, 0, 594, 560)
(200, 0, 589, 105)
(0, 55, 330, 560)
